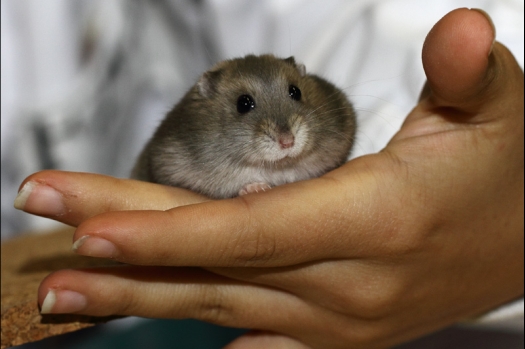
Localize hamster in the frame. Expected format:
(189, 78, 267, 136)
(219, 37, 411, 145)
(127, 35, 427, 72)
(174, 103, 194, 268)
(131, 54, 356, 199)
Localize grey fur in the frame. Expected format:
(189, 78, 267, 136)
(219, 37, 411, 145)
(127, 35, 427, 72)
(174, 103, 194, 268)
(131, 54, 356, 199)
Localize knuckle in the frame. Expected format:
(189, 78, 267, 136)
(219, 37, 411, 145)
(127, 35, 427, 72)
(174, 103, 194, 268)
(371, 152, 436, 257)
(382, 229, 426, 256)
(110, 284, 138, 316)
(228, 197, 278, 266)
(349, 275, 407, 321)
(323, 313, 391, 349)
(390, 216, 435, 256)
(230, 228, 277, 266)
(116, 297, 135, 316)
(195, 285, 234, 325)
(322, 269, 408, 324)
(374, 206, 430, 257)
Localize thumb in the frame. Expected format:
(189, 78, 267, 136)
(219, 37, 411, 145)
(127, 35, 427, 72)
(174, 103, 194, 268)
(420, 8, 523, 114)
(392, 8, 523, 142)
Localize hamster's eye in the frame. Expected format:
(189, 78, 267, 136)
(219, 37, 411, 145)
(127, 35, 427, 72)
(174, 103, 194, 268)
(237, 95, 256, 114)
(289, 85, 301, 101)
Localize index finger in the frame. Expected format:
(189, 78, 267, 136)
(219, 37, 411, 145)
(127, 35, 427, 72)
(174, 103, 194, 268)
(14, 170, 209, 227)
(68, 156, 398, 267)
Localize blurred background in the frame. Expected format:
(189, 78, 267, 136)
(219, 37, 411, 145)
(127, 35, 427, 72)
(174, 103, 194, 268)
(2, 0, 523, 348)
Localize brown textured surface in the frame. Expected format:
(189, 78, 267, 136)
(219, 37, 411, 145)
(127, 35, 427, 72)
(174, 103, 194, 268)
(1, 226, 120, 349)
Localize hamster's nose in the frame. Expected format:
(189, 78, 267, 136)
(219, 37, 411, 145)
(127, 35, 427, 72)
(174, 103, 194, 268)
(279, 133, 295, 149)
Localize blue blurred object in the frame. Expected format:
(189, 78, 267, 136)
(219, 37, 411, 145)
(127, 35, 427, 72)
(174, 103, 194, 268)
(12, 319, 247, 349)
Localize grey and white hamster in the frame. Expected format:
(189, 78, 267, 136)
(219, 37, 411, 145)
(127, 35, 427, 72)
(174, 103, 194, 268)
(131, 54, 356, 199)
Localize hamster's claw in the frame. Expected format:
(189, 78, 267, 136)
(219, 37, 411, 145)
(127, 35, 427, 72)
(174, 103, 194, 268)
(239, 182, 272, 196)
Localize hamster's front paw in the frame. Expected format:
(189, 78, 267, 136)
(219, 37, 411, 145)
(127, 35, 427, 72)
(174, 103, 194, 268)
(239, 182, 272, 196)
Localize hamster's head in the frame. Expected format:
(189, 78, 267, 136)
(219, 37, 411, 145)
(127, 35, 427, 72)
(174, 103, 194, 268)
(193, 54, 355, 169)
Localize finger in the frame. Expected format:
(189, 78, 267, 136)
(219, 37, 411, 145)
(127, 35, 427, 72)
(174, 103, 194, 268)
(37, 266, 336, 341)
(224, 331, 310, 349)
(14, 170, 208, 227)
(422, 8, 495, 109)
(392, 8, 523, 145)
(70, 158, 406, 267)
(420, 8, 523, 113)
(207, 257, 409, 324)
(37, 266, 376, 348)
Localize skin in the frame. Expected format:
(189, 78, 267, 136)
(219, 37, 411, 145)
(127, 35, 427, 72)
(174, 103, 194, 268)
(15, 8, 524, 349)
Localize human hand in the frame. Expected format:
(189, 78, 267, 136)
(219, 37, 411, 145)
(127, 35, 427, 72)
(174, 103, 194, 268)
(15, 8, 523, 349)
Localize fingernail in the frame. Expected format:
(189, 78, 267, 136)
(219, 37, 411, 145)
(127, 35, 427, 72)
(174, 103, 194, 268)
(72, 235, 118, 259)
(471, 8, 496, 53)
(14, 181, 65, 216)
(41, 289, 87, 314)
(14, 181, 36, 210)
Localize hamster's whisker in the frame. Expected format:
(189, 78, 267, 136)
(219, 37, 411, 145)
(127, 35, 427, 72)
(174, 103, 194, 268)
(335, 73, 407, 93)
(321, 128, 356, 144)
(313, 106, 354, 117)
(346, 94, 400, 106)
(304, 90, 355, 118)
(134, 54, 356, 199)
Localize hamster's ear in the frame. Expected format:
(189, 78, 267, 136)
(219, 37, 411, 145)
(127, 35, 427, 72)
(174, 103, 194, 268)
(197, 70, 222, 98)
(283, 56, 306, 77)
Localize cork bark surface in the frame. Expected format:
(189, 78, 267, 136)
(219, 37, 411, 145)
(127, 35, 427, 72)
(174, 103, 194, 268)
(1, 227, 120, 348)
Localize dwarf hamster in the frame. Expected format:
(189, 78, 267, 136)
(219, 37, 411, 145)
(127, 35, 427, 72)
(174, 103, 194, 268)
(131, 54, 356, 199)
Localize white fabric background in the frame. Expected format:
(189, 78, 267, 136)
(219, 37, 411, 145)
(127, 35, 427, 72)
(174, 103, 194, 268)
(1, 0, 523, 346)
